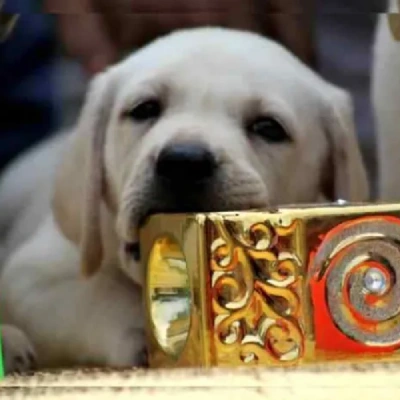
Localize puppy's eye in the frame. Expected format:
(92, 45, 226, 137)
(247, 117, 291, 143)
(126, 99, 162, 122)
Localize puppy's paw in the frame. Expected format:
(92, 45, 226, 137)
(1, 324, 37, 375)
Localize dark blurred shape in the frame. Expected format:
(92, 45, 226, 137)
(315, 0, 383, 197)
(0, 1, 59, 173)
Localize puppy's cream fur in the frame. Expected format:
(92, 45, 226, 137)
(373, 0, 400, 200)
(0, 27, 369, 369)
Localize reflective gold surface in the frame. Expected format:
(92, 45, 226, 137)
(140, 203, 400, 368)
(147, 235, 191, 359)
(210, 216, 306, 366)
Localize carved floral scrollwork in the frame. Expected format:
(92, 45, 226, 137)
(210, 217, 305, 365)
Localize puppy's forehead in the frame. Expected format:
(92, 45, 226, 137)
(117, 28, 318, 92)
(111, 28, 328, 122)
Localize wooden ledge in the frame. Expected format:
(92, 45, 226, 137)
(1, 363, 400, 399)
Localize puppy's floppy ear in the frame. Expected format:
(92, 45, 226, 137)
(321, 89, 370, 202)
(53, 71, 116, 278)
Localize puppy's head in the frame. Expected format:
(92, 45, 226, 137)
(53, 27, 369, 283)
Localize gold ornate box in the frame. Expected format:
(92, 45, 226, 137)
(140, 202, 400, 369)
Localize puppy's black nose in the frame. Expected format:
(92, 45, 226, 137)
(156, 143, 217, 183)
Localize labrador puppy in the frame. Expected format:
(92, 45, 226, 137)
(372, 0, 400, 200)
(0, 27, 369, 371)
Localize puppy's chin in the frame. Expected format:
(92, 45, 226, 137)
(118, 198, 265, 244)
(116, 179, 270, 285)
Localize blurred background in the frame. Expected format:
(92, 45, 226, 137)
(0, 0, 386, 197)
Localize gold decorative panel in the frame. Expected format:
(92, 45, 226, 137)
(140, 203, 400, 368)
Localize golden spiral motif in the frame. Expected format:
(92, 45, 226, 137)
(310, 216, 400, 346)
(210, 218, 304, 365)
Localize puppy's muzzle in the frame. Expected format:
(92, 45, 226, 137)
(156, 142, 217, 185)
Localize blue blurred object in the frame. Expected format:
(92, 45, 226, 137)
(0, 1, 59, 172)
